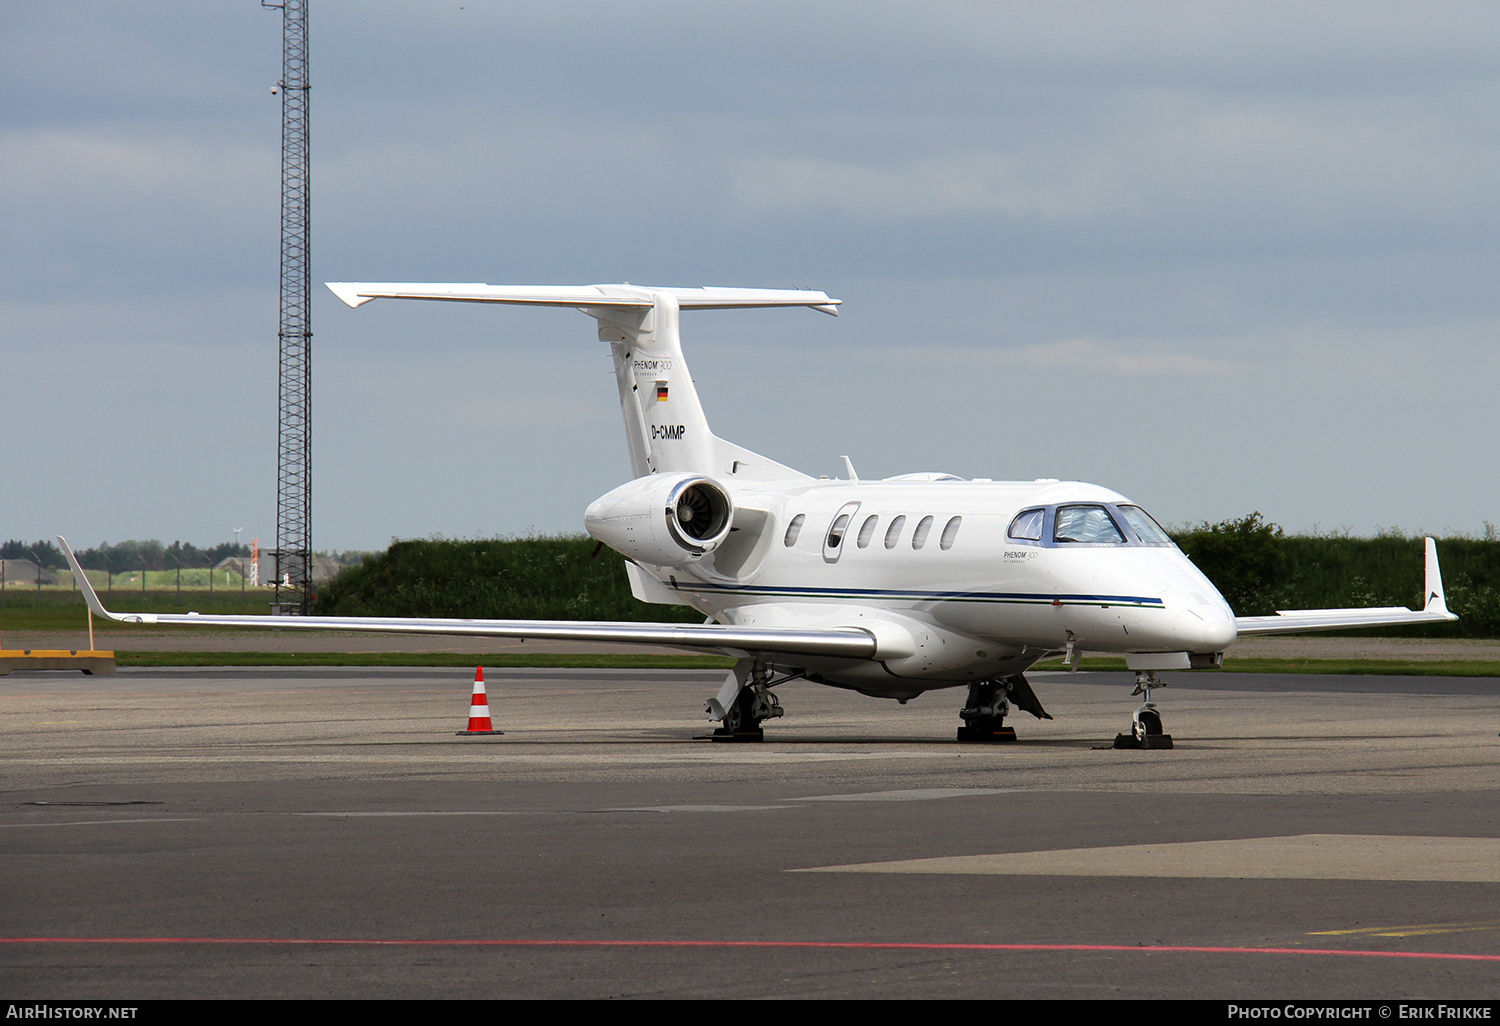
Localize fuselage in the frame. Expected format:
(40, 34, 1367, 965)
(325, 280, 1240, 702)
(634, 476, 1237, 697)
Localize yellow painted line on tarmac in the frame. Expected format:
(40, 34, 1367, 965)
(796, 834, 1500, 882)
(1310, 920, 1500, 938)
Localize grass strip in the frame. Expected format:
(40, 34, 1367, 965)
(1034, 657, 1500, 677)
(106, 651, 1500, 676)
(115, 651, 736, 670)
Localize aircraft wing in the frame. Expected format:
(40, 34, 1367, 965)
(56, 538, 877, 661)
(1234, 537, 1458, 636)
(325, 282, 841, 315)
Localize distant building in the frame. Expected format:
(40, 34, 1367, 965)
(0, 560, 58, 587)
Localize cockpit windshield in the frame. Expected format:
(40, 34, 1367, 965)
(1053, 505, 1125, 544)
(1006, 502, 1179, 548)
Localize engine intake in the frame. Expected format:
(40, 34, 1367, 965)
(666, 479, 731, 548)
(585, 473, 735, 568)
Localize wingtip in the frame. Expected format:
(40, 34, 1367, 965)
(56, 535, 111, 619)
(325, 282, 374, 308)
(1423, 536, 1454, 619)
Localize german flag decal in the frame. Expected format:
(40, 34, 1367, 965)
(655, 381, 669, 402)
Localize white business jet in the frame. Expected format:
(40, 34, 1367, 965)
(58, 282, 1457, 746)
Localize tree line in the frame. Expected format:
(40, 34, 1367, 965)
(2, 538, 249, 572)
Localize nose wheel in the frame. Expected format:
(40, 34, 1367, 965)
(1114, 671, 1174, 749)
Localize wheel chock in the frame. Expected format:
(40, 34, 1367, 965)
(957, 725, 1017, 743)
(1113, 733, 1174, 750)
(709, 726, 764, 742)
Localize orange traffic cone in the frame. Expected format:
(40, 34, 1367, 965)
(456, 666, 503, 735)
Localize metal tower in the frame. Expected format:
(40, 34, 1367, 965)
(266, 0, 312, 612)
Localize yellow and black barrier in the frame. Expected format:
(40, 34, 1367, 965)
(0, 650, 116, 676)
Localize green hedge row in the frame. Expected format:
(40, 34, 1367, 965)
(314, 520, 1499, 636)
(312, 536, 702, 623)
(1172, 514, 1498, 636)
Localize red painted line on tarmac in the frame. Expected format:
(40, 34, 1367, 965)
(4, 937, 1500, 962)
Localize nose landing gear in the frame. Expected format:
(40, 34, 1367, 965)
(1114, 671, 1174, 749)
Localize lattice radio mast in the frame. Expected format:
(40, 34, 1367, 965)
(265, 0, 311, 613)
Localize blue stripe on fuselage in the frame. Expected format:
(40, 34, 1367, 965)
(675, 581, 1164, 606)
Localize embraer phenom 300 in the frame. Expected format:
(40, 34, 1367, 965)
(60, 282, 1456, 746)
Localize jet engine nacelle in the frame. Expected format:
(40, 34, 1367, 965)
(584, 472, 734, 568)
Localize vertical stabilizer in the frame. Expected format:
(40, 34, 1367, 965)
(594, 290, 714, 477)
(591, 288, 811, 482)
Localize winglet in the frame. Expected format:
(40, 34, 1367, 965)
(56, 536, 150, 624)
(1424, 536, 1453, 619)
(326, 282, 376, 308)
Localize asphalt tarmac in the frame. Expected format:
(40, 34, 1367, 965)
(5, 665, 1500, 1000)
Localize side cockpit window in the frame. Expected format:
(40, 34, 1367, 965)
(1116, 505, 1175, 546)
(1053, 505, 1125, 544)
(1008, 508, 1045, 541)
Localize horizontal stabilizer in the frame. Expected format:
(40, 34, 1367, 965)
(1235, 536, 1458, 636)
(327, 282, 840, 314)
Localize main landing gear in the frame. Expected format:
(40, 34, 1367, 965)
(715, 682, 783, 741)
(1114, 671, 1174, 749)
(706, 660, 785, 742)
(957, 675, 1051, 742)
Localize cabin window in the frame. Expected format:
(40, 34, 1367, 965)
(1053, 505, 1125, 544)
(912, 515, 935, 550)
(856, 515, 879, 549)
(884, 515, 906, 549)
(1008, 508, 1044, 541)
(825, 514, 851, 549)
(1117, 505, 1174, 546)
(940, 516, 962, 550)
(784, 513, 805, 547)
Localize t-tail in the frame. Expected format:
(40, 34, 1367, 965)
(326, 282, 839, 482)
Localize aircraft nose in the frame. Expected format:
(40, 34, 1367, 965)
(1174, 603, 1237, 651)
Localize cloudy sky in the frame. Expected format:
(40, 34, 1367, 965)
(4, 1, 1498, 551)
